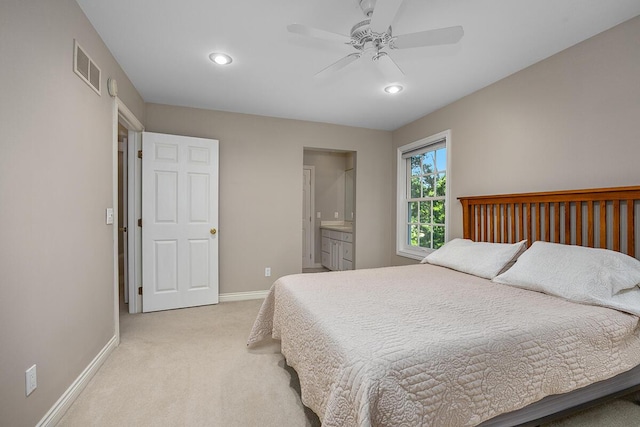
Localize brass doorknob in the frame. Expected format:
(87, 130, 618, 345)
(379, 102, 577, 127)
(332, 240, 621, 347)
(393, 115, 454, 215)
(210, 228, 217, 235)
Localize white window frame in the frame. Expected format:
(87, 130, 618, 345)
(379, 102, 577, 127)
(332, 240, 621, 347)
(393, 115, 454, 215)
(396, 130, 452, 260)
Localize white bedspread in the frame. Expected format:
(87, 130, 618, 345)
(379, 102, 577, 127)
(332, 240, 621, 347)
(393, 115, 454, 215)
(247, 264, 640, 426)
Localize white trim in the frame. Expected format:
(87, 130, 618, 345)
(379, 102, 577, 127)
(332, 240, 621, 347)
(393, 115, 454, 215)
(127, 130, 141, 314)
(219, 290, 269, 302)
(36, 335, 118, 427)
(121, 140, 128, 305)
(303, 165, 316, 269)
(116, 98, 144, 131)
(396, 130, 452, 260)
(112, 101, 121, 342)
(114, 97, 144, 316)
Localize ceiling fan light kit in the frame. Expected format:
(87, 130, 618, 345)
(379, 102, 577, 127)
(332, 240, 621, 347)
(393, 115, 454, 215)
(209, 53, 233, 65)
(287, 0, 464, 86)
(384, 84, 403, 94)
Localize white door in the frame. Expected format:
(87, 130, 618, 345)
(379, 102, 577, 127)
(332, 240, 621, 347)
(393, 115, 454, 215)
(121, 137, 129, 304)
(302, 168, 313, 268)
(142, 132, 219, 312)
(127, 129, 142, 314)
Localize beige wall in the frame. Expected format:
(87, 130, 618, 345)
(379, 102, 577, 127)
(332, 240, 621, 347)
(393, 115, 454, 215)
(145, 104, 392, 292)
(0, 1, 145, 425)
(391, 15, 640, 266)
(303, 150, 349, 264)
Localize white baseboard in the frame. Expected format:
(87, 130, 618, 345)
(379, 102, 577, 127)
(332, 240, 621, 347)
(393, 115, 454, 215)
(37, 334, 118, 427)
(219, 290, 269, 302)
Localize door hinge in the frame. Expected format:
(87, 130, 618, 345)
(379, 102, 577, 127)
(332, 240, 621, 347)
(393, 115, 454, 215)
(138, 287, 143, 295)
(138, 218, 142, 227)
(137, 150, 142, 159)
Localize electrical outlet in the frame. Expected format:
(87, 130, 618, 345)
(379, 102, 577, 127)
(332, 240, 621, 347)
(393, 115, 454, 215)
(265, 267, 271, 277)
(25, 364, 37, 396)
(334, 212, 339, 219)
(316, 212, 321, 219)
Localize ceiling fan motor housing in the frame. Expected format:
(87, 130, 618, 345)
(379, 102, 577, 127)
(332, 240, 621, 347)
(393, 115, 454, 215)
(351, 19, 392, 51)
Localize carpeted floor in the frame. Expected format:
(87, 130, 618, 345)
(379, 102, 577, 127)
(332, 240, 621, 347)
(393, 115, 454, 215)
(58, 300, 640, 427)
(543, 399, 640, 427)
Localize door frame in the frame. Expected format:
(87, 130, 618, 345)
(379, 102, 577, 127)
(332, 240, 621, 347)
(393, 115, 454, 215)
(126, 128, 142, 314)
(113, 98, 144, 337)
(119, 134, 128, 305)
(303, 165, 316, 268)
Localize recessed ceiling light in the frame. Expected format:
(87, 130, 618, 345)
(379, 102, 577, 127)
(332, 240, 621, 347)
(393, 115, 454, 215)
(384, 85, 403, 94)
(209, 53, 233, 65)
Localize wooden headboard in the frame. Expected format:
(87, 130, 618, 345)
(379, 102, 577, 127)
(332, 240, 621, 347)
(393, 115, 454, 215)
(458, 186, 640, 258)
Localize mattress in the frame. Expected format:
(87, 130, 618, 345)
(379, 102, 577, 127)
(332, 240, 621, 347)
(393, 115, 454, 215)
(247, 264, 640, 426)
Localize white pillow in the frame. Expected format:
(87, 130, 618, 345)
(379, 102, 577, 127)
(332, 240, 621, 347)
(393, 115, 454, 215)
(493, 241, 640, 316)
(422, 238, 527, 279)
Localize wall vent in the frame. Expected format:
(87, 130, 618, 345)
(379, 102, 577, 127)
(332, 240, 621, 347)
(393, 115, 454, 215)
(74, 40, 101, 95)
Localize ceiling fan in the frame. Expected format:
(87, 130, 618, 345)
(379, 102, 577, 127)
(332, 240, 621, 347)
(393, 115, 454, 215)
(287, 0, 464, 80)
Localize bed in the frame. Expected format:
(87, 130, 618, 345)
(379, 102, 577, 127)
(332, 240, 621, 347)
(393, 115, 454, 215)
(247, 186, 640, 426)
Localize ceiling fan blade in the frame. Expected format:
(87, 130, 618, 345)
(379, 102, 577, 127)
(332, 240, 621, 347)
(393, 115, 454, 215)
(287, 23, 352, 44)
(369, 0, 404, 34)
(374, 52, 404, 81)
(315, 53, 361, 78)
(392, 26, 464, 49)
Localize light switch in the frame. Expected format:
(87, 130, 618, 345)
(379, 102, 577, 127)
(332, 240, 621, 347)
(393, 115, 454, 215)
(316, 212, 321, 219)
(106, 208, 114, 225)
(25, 364, 37, 396)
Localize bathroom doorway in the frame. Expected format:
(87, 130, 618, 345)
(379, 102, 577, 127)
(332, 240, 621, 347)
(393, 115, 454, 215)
(302, 149, 356, 271)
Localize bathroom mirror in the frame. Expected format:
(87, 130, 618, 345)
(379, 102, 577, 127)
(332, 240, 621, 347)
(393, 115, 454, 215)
(345, 168, 354, 221)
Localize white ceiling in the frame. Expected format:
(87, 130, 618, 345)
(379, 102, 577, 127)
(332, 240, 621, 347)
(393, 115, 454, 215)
(77, 0, 640, 131)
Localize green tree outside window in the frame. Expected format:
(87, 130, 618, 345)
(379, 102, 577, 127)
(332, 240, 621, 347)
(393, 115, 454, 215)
(406, 148, 446, 250)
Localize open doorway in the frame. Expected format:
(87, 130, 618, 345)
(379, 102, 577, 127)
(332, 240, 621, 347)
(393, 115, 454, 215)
(302, 149, 356, 273)
(113, 100, 143, 321)
(117, 123, 128, 312)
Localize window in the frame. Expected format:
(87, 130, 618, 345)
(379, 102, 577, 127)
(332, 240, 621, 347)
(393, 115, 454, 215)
(396, 130, 451, 260)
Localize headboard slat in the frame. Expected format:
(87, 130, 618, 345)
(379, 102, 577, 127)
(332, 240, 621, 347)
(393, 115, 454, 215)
(575, 202, 583, 246)
(487, 205, 495, 243)
(553, 202, 560, 243)
(628, 199, 636, 257)
(526, 204, 533, 245)
(518, 204, 524, 243)
(543, 203, 549, 242)
(564, 202, 571, 244)
(475, 205, 480, 242)
(535, 203, 542, 243)
(599, 200, 607, 249)
(502, 205, 508, 243)
(613, 200, 620, 252)
(587, 201, 595, 247)
(510, 203, 516, 243)
(458, 186, 640, 258)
